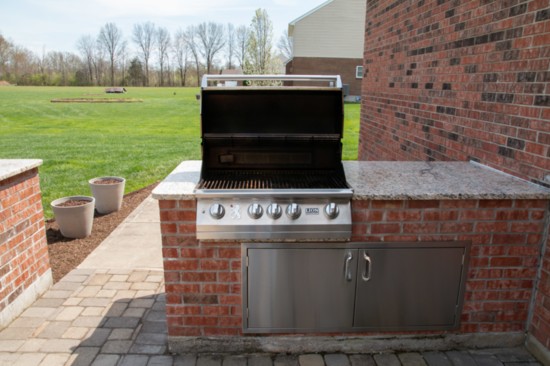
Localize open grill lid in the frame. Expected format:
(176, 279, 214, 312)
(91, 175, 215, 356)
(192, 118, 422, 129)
(200, 75, 344, 138)
(198, 75, 347, 190)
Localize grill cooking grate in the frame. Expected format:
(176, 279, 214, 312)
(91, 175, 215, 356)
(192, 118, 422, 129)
(197, 170, 348, 190)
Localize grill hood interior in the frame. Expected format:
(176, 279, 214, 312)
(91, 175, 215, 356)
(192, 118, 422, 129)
(201, 88, 344, 136)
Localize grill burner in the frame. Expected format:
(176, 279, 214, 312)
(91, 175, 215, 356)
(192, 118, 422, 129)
(197, 170, 348, 190)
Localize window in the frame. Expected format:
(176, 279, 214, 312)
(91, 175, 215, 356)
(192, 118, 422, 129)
(356, 66, 364, 79)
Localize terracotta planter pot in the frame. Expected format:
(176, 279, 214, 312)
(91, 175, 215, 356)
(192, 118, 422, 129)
(88, 176, 125, 214)
(51, 196, 95, 238)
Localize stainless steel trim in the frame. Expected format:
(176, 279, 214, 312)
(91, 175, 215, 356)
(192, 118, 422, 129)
(201, 74, 343, 88)
(194, 188, 354, 199)
(196, 228, 352, 241)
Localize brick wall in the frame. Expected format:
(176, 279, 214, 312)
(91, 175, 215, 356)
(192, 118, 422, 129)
(287, 57, 364, 96)
(359, 0, 550, 187)
(160, 200, 241, 336)
(159, 197, 548, 336)
(530, 221, 550, 348)
(0, 168, 51, 325)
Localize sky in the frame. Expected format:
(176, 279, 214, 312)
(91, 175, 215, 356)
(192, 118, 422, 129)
(0, 0, 327, 55)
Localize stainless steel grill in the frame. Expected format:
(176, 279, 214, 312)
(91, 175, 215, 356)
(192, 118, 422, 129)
(195, 75, 353, 241)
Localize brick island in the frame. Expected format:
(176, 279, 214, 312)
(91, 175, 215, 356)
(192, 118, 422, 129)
(153, 160, 550, 354)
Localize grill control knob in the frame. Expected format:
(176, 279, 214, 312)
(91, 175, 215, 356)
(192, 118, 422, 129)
(286, 203, 301, 220)
(266, 203, 282, 219)
(248, 203, 263, 219)
(324, 202, 339, 219)
(209, 203, 225, 220)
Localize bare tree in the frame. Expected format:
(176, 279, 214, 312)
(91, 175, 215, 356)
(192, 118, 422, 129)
(97, 22, 124, 86)
(173, 29, 190, 86)
(235, 25, 249, 69)
(278, 30, 293, 61)
(156, 27, 171, 86)
(132, 22, 156, 86)
(0, 34, 12, 80)
(185, 26, 202, 86)
(94, 44, 106, 86)
(119, 41, 129, 86)
(196, 22, 225, 74)
(245, 9, 276, 75)
(77, 35, 97, 84)
(10, 46, 38, 84)
(226, 23, 236, 69)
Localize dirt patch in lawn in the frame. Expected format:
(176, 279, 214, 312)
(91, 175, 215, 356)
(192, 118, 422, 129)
(50, 98, 143, 103)
(46, 182, 158, 283)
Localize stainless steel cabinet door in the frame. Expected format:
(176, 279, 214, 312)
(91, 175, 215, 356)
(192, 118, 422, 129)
(245, 248, 358, 332)
(354, 246, 465, 330)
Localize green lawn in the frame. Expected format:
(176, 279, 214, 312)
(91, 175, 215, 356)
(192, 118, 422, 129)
(0, 86, 359, 218)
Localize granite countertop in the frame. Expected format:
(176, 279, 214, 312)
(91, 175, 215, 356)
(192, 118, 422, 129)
(344, 161, 550, 200)
(0, 159, 43, 181)
(152, 160, 201, 200)
(152, 160, 550, 201)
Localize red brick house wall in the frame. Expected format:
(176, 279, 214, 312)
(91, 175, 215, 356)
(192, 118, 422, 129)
(359, 0, 549, 187)
(286, 57, 364, 96)
(0, 168, 51, 326)
(359, 0, 550, 352)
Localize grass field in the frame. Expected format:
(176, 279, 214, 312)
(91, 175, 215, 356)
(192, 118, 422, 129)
(0, 86, 359, 218)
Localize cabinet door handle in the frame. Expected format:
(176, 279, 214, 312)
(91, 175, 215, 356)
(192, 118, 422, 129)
(344, 252, 353, 281)
(362, 252, 372, 282)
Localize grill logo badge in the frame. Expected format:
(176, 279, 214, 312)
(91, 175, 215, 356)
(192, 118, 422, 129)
(305, 207, 319, 215)
(230, 205, 241, 219)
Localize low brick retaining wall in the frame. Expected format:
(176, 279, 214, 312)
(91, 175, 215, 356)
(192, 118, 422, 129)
(0, 160, 52, 328)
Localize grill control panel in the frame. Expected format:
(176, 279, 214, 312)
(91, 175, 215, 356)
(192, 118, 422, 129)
(196, 197, 352, 240)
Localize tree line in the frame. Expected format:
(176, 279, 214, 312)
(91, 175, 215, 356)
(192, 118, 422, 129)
(0, 9, 294, 87)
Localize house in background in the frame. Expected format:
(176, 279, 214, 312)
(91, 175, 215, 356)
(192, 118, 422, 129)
(285, 0, 367, 100)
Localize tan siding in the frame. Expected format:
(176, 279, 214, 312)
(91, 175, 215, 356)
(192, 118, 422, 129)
(292, 0, 366, 58)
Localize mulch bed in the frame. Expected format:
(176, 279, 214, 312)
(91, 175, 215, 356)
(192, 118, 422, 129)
(46, 182, 158, 283)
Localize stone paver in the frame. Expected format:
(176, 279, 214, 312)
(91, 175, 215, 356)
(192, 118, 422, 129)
(222, 355, 247, 366)
(197, 354, 223, 366)
(39, 353, 71, 366)
(446, 350, 477, 366)
(349, 354, 376, 366)
(324, 353, 350, 366)
(422, 351, 453, 366)
(18, 338, 47, 353)
(118, 354, 149, 366)
(398, 352, 427, 366)
(91, 354, 120, 366)
(11, 352, 45, 366)
(248, 354, 273, 366)
(373, 353, 401, 366)
(299, 354, 325, 366)
(175, 354, 198, 366)
(275, 354, 299, 366)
